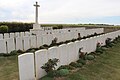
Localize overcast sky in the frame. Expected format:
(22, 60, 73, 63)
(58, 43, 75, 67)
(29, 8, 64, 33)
(0, 0, 120, 25)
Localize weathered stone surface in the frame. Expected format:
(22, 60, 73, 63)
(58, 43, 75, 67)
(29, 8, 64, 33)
(18, 53, 35, 80)
(0, 39, 6, 53)
(35, 49, 48, 79)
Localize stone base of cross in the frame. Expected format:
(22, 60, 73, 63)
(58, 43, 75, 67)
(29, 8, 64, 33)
(33, 23, 41, 29)
(30, 23, 43, 35)
(30, 27, 44, 35)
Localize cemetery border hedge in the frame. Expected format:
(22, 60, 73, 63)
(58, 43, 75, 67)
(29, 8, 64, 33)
(0, 22, 33, 33)
(1, 22, 120, 33)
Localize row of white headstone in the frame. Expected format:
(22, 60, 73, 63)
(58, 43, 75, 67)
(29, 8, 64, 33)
(0, 28, 84, 39)
(30, 28, 103, 36)
(0, 28, 104, 53)
(18, 30, 120, 80)
(0, 32, 30, 39)
(0, 28, 103, 39)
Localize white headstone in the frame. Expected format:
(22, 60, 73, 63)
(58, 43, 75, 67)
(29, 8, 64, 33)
(25, 32, 30, 36)
(47, 34, 53, 45)
(35, 49, 48, 79)
(6, 38, 15, 53)
(30, 35, 37, 48)
(0, 34, 3, 39)
(68, 32, 72, 40)
(18, 53, 35, 80)
(57, 33, 62, 43)
(53, 33, 60, 43)
(36, 35, 43, 48)
(23, 36, 30, 50)
(15, 32, 20, 37)
(42, 34, 50, 45)
(20, 32, 25, 37)
(10, 33, 15, 38)
(74, 41, 81, 60)
(58, 44, 69, 65)
(4, 33, 9, 39)
(85, 38, 95, 53)
(0, 39, 6, 53)
(67, 42, 76, 64)
(89, 37, 97, 52)
(16, 37, 23, 50)
(48, 47, 60, 68)
(80, 39, 87, 52)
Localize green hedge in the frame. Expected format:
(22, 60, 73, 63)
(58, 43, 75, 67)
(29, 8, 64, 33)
(0, 25, 8, 33)
(0, 22, 33, 33)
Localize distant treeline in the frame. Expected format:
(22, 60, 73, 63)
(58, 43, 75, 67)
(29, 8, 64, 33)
(0, 22, 33, 33)
(0, 22, 120, 33)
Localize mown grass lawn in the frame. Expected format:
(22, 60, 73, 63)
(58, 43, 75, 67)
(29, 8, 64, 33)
(0, 55, 18, 80)
(65, 42, 120, 80)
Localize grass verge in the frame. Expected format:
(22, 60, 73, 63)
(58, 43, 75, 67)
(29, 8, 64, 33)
(65, 42, 120, 80)
(0, 55, 18, 80)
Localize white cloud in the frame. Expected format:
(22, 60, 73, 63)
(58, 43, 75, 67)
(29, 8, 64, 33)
(0, 0, 120, 24)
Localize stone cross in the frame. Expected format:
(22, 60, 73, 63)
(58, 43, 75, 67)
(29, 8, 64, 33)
(34, 2, 40, 24)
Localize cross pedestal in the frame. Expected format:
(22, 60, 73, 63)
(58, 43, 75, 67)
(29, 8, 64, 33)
(33, 23, 41, 29)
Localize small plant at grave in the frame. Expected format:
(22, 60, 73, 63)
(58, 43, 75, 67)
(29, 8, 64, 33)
(0, 50, 18, 57)
(57, 69, 69, 76)
(105, 38, 113, 48)
(31, 33, 36, 35)
(77, 58, 86, 65)
(39, 44, 49, 49)
(64, 40, 71, 44)
(68, 30, 71, 32)
(85, 54, 95, 60)
(17, 49, 24, 54)
(25, 48, 36, 53)
(71, 38, 77, 42)
(78, 33, 81, 40)
(10, 50, 17, 55)
(53, 26, 58, 29)
(113, 37, 118, 44)
(58, 65, 75, 70)
(39, 46, 46, 49)
(94, 32, 97, 36)
(118, 35, 120, 40)
(0, 53, 9, 57)
(43, 44, 49, 47)
(41, 58, 59, 73)
(89, 52, 96, 55)
(79, 47, 87, 60)
(90, 34, 93, 37)
(118, 36, 120, 42)
(113, 36, 120, 43)
(69, 62, 83, 68)
(47, 69, 69, 77)
(95, 42, 104, 54)
(82, 36, 86, 39)
(77, 37, 81, 41)
(56, 41, 64, 46)
(50, 37, 58, 47)
(46, 70, 58, 77)
(86, 34, 93, 38)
